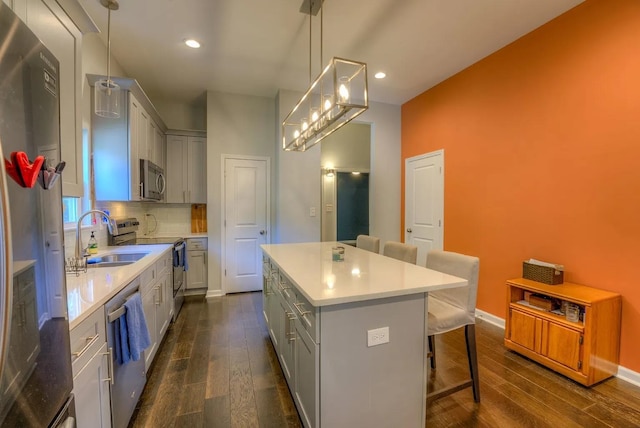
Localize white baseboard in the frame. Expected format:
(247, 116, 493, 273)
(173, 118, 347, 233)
(205, 289, 224, 299)
(475, 308, 505, 329)
(616, 366, 640, 388)
(474, 309, 640, 386)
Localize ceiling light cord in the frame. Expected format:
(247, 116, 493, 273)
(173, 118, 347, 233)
(320, 2, 323, 70)
(107, 6, 112, 83)
(309, 1, 312, 85)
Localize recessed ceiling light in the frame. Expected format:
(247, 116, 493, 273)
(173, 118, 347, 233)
(374, 72, 386, 79)
(185, 39, 201, 48)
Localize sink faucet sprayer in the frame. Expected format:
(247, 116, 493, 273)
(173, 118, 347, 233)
(75, 209, 115, 259)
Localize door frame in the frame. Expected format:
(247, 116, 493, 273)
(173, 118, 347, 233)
(404, 149, 444, 256)
(220, 154, 271, 295)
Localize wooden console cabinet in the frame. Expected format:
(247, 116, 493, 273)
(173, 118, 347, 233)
(504, 278, 621, 386)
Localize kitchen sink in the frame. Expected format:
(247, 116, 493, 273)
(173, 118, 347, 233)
(87, 252, 148, 268)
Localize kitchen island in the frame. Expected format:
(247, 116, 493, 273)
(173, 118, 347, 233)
(261, 242, 468, 428)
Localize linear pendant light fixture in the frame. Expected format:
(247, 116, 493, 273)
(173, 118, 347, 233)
(282, 0, 368, 152)
(94, 0, 121, 119)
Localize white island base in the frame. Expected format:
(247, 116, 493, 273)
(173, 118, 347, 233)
(261, 242, 467, 428)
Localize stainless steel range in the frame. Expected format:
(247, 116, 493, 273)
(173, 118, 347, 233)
(108, 218, 185, 321)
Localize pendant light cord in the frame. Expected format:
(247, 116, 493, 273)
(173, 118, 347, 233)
(309, 1, 312, 85)
(106, 7, 112, 83)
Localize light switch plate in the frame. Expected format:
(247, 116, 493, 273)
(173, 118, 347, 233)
(309, 207, 316, 217)
(367, 327, 389, 347)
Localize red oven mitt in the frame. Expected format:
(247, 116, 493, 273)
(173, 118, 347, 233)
(4, 151, 45, 188)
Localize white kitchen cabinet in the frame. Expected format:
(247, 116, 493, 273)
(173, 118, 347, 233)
(165, 133, 207, 204)
(294, 322, 318, 428)
(70, 306, 111, 428)
(141, 250, 172, 370)
(91, 78, 167, 201)
(0, 264, 40, 411)
(73, 342, 112, 428)
(23, 0, 83, 197)
(186, 238, 208, 290)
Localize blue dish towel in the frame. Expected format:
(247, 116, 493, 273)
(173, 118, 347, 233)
(114, 315, 132, 364)
(122, 293, 152, 362)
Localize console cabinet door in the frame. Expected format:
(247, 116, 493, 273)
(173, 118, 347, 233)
(509, 309, 536, 351)
(545, 322, 582, 371)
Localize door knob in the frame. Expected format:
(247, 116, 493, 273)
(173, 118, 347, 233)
(259, 230, 266, 235)
(406, 228, 412, 233)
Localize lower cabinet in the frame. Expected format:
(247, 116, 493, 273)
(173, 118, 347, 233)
(73, 342, 112, 428)
(186, 238, 208, 290)
(294, 321, 318, 428)
(70, 306, 111, 428)
(141, 250, 173, 371)
(265, 261, 319, 428)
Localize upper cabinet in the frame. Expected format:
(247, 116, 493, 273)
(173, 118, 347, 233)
(165, 132, 207, 204)
(7, 0, 85, 197)
(89, 76, 167, 201)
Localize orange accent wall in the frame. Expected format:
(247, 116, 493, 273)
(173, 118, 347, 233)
(401, 0, 640, 372)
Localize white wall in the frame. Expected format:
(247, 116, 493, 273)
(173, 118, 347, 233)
(275, 90, 322, 244)
(206, 91, 276, 295)
(320, 123, 371, 172)
(360, 101, 402, 247)
(277, 90, 401, 247)
(154, 98, 206, 131)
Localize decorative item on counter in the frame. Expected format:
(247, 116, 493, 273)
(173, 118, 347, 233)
(332, 246, 345, 262)
(65, 257, 87, 276)
(88, 231, 98, 255)
(191, 204, 207, 233)
(4, 151, 45, 188)
(522, 258, 564, 285)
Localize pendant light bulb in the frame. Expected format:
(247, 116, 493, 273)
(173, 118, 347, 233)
(95, 0, 121, 119)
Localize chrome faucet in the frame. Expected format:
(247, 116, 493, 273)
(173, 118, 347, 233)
(75, 209, 114, 259)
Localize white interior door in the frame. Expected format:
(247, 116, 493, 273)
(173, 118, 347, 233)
(224, 156, 269, 293)
(405, 150, 444, 267)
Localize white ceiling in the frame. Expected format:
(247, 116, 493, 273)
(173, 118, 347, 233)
(78, 0, 584, 107)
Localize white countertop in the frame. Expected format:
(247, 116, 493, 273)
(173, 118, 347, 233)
(66, 244, 172, 329)
(261, 242, 468, 306)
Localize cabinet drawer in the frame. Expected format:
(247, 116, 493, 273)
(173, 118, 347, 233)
(187, 238, 207, 250)
(292, 289, 318, 343)
(277, 272, 296, 305)
(140, 263, 158, 294)
(70, 306, 106, 376)
(157, 251, 172, 275)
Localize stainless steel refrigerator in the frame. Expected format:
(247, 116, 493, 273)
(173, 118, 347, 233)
(0, 4, 75, 427)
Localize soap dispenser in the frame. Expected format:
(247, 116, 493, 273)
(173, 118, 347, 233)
(88, 231, 98, 255)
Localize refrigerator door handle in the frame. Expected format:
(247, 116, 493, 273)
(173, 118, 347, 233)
(0, 143, 14, 383)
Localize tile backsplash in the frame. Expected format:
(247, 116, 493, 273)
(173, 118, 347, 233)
(64, 203, 198, 258)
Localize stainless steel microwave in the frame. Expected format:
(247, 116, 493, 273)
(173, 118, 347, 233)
(140, 159, 166, 201)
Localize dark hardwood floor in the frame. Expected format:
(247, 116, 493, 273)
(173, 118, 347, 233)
(130, 292, 640, 428)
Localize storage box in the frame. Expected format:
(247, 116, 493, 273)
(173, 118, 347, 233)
(528, 294, 558, 311)
(523, 261, 564, 285)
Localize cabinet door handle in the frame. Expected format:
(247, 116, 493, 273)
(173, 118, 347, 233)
(293, 302, 311, 317)
(259, 230, 266, 235)
(286, 311, 297, 342)
(406, 228, 412, 233)
(102, 347, 114, 384)
(72, 334, 99, 360)
(154, 285, 161, 305)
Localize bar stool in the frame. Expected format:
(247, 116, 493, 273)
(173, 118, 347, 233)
(382, 241, 417, 264)
(356, 235, 380, 253)
(425, 249, 480, 403)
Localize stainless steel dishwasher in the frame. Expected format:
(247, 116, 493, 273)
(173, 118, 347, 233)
(104, 277, 147, 428)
